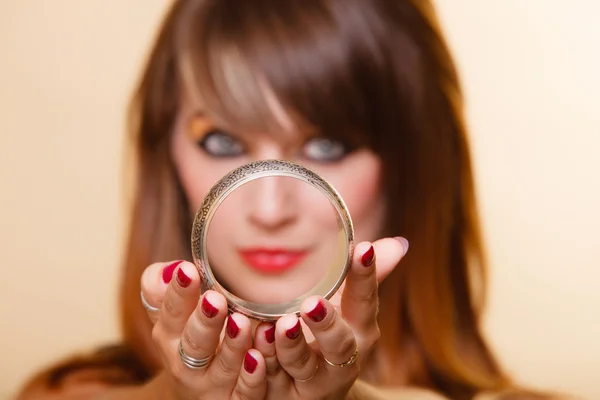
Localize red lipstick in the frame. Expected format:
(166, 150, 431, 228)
(239, 248, 307, 274)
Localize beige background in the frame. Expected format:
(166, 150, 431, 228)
(0, 1, 598, 399)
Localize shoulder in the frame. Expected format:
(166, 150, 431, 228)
(474, 390, 580, 400)
(17, 380, 109, 400)
(15, 343, 149, 399)
(356, 384, 450, 400)
(380, 387, 450, 400)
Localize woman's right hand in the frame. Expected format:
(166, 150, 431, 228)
(140, 260, 266, 400)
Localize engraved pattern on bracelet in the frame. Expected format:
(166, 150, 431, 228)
(191, 160, 354, 321)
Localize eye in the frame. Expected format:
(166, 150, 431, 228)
(197, 130, 245, 158)
(301, 137, 349, 162)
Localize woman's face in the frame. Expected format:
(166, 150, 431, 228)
(171, 101, 386, 303)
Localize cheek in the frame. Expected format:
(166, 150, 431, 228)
(320, 152, 385, 241)
(341, 172, 382, 230)
(171, 130, 245, 214)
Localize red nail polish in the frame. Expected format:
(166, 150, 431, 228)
(201, 297, 218, 318)
(244, 352, 258, 374)
(285, 320, 301, 340)
(361, 245, 375, 267)
(176, 268, 191, 287)
(227, 315, 240, 338)
(265, 324, 275, 344)
(307, 301, 327, 322)
(162, 260, 184, 284)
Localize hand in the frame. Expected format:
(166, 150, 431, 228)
(252, 237, 408, 400)
(140, 261, 266, 399)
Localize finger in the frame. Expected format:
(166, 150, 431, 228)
(373, 237, 409, 283)
(232, 349, 267, 400)
(208, 313, 253, 385)
(253, 322, 281, 378)
(341, 239, 408, 332)
(326, 237, 408, 314)
(275, 314, 320, 383)
(178, 290, 228, 374)
(156, 261, 201, 338)
(140, 260, 184, 322)
(253, 322, 290, 391)
(300, 297, 358, 374)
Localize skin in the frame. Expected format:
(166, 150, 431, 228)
(21, 102, 450, 400)
(170, 102, 387, 303)
(206, 174, 341, 303)
(135, 100, 414, 399)
(141, 242, 408, 399)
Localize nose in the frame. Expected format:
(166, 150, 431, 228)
(245, 176, 298, 231)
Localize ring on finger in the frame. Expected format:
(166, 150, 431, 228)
(295, 361, 319, 383)
(178, 340, 214, 370)
(323, 346, 359, 368)
(140, 290, 160, 313)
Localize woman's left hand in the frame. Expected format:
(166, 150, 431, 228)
(253, 237, 409, 400)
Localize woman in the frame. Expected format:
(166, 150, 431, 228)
(16, 0, 560, 399)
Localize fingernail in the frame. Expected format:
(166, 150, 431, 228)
(201, 296, 218, 318)
(306, 300, 327, 323)
(162, 260, 184, 284)
(394, 237, 409, 257)
(176, 267, 191, 288)
(285, 319, 301, 340)
(227, 315, 240, 338)
(361, 245, 375, 267)
(265, 324, 275, 344)
(244, 352, 258, 374)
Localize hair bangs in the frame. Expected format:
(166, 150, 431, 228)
(175, 0, 391, 147)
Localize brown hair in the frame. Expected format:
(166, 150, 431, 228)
(16, 1, 554, 399)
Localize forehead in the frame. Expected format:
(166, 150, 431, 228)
(172, 0, 383, 152)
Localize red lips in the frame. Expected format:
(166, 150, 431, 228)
(239, 248, 308, 274)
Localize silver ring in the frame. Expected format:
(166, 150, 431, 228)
(140, 290, 160, 313)
(178, 340, 214, 369)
